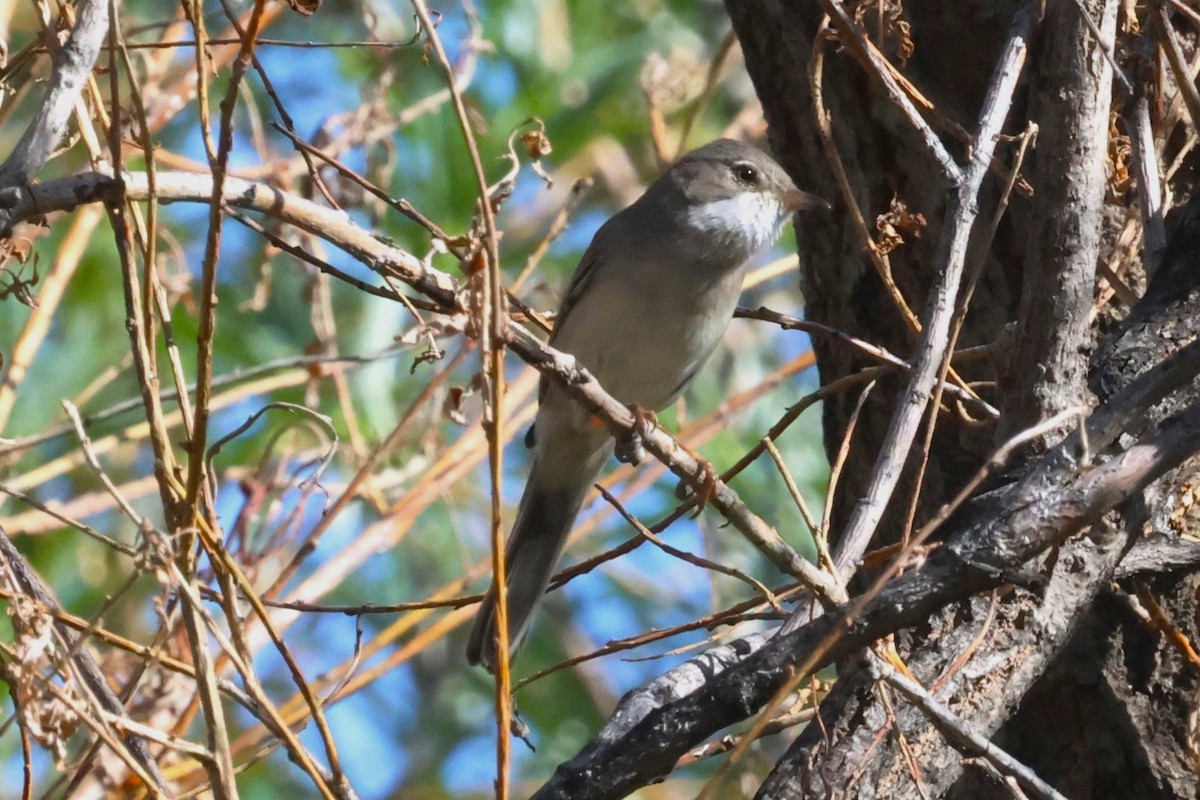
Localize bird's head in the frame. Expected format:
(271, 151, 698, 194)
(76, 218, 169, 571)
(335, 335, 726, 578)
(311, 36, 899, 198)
(656, 138, 828, 259)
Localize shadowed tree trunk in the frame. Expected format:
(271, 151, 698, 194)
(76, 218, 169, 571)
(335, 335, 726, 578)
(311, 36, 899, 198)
(729, 1, 1200, 797)
(518, 3, 1200, 798)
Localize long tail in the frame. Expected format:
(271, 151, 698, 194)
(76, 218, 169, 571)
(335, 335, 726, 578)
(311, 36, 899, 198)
(466, 453, 599, 670)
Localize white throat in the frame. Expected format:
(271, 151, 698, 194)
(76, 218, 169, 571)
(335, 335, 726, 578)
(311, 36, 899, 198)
(683, 192, 787, 256)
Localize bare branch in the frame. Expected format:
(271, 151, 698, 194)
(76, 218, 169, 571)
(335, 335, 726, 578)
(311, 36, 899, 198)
(531, 337, 1200, 800)
(1000, 0, 1120, 442)
(866, 654, 1070, 800)
(830, 3, 1035, 577)
(0, 525, 169, 793)
(0, 0, 108, 191)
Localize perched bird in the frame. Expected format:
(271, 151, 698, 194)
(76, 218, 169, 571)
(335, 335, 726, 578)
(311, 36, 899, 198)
(467, 138, 827, 670)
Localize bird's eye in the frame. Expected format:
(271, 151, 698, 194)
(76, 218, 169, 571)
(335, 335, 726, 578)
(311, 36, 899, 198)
(732, 163, 759, 185)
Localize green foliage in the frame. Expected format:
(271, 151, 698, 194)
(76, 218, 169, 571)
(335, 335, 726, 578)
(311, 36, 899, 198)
(0, 1, 829, 797)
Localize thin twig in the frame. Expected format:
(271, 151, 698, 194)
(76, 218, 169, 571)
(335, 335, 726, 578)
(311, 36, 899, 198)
(736, 306, 998, 416)
(409, 3, 512, 793)
(0, 525, 169, 792)
(817, 0, 963, 184)
(598, 485, 785, 612)
(514, 584, 806, 691)
(828, 4, 1034, 579)
(867, 655, 1069, 800)
(808, 18, 921, 333)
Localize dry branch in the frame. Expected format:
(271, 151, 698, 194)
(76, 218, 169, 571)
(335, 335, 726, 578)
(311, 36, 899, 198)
(0, 525, 169, 793)
(531, 334, 1200, 799)
(0, 0, 107, 191)
(827, 2, 1034, 578)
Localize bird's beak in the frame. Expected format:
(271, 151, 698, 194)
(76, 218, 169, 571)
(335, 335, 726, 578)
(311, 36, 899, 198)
(778, 187, 831, 213)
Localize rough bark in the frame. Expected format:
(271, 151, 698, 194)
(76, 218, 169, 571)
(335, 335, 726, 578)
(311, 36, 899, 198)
(998, 0, 1118, 443)
(509, 3, 1200, 797)
(730, 0, 1024, 542)
(729, 2, 1200, 798)
(530, 329, 1200, 798)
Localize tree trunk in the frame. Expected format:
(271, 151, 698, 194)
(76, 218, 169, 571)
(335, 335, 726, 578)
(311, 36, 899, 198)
(730, 1, 1200, 797)
(532, 4, 1200, 798)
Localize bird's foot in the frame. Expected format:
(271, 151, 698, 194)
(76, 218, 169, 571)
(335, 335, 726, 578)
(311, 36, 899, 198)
(510, 708, 535, 752)
(674, 455, 720, 513)
(614, 404, 658, 465)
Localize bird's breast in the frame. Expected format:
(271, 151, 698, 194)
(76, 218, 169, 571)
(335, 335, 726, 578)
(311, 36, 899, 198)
(549, 258, 745, 417)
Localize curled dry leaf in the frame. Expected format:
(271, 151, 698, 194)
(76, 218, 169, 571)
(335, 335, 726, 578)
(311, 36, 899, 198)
(875, 196, 927, 256)
(443, 372, 490, 425)
(395, 313, 468, 348)
(6, 594, 79, 768)
(1170, 476, 1200, 536)
(853, 0, 915, 66)
(0, 246, 41, 308)
(9, 594, 54, 663)
(521, 125, 553, 161)
(502, 118, 554, 189)
(398, 313, 465, 372)
(464, 247, 488, 276)
(520, 121, 555, 186)
(1108, 112, 1133, 201)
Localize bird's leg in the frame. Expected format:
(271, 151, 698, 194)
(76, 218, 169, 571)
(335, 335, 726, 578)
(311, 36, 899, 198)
(673, 440, 720, 512)
(613, 404, 658, 465)
(510, 708, 535, 752)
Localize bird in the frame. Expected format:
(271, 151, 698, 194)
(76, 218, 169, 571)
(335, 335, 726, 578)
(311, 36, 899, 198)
(466, 138, 828, 670)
